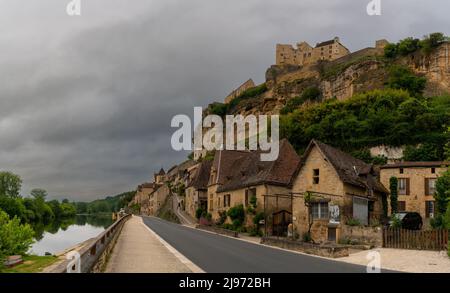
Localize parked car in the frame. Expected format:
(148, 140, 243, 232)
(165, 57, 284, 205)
(389, 212, 423, 230)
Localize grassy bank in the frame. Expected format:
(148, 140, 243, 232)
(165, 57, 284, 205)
(0, 255, 59, 273)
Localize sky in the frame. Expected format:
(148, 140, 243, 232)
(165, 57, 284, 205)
(0, 0, 449, 201)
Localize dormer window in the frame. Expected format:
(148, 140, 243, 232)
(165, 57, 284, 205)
(313, 169, 320, 184)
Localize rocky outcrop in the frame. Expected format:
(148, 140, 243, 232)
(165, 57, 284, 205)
(215, 42, 450, 116)
(400, 43, 450, 97)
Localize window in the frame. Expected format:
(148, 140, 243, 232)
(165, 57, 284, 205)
(425, 178, 437, 195)
(209, 195, 213, 211)
(398, 178, 409, 195)
(399, 168, 404, 174)
(218, 197, 221, 208)
(398, 201, 406, 212)
(426, 201, 435, 218)
(431, 168, 436, 174)
(224, 194, 231, 208)
(245, 188, 256, 206)
(313, 169, 320, 184)
(311, 202, 329, 220)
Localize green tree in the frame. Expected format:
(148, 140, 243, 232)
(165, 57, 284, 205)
(390, 177, 399, 214)
(403, 143, 445, 162)
(0, 197, 26, 221)
(387, 66, 426, 96)
(384, 43, 398, 58)
(30, 188, 48, 202)
(421, 32, 447, 54)
(47, 200, 63, 218)
(434, 168, 450, 216)
(396, 37, 421, 56)
(0, 172, 22, 198)
(0, 210, 35, 264)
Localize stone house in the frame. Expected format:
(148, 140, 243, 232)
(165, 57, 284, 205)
(135, 182, 156, 215)
(276, 37, 350, 66)
(207, 139, 300, 227)
(185, 161, 212, 219)
(291, 140, 388, 243)
(148, 183, 171, 216)
(379, 161, 450, 226)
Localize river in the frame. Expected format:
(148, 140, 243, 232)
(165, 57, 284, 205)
(29, 214, 114, 256)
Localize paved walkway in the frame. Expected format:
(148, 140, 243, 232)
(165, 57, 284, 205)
(104, 216, 195, 273)
(339, 248, 450, 273)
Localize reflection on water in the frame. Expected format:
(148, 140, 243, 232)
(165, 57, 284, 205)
(29, 214, 114, 256)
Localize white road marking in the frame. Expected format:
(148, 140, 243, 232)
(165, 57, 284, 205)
(138, 216, 205, 273)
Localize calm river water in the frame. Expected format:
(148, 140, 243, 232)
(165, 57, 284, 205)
(29, 214, 114, 256)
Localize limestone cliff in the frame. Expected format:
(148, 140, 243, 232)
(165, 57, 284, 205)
(217, 42, 450, 116)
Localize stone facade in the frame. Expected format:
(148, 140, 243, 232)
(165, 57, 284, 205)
(379, 162, 450, 226)
(224, 79, 255, 104)
(291, 141, 386, 244)
(185, 161, 211, 219)
(149, 184, 170, 216)
(276, 37, 350, 66)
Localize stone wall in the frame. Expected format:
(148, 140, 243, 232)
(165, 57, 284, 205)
(261, 237, 349, 258)
(340, 225, 382, 247)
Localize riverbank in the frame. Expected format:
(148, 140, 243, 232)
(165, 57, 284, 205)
(0, 255, 59, 273)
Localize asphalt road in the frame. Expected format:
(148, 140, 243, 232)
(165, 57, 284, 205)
(142, 216, 384, 273)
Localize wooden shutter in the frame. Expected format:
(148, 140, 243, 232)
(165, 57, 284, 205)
(406, 178, 410, 195)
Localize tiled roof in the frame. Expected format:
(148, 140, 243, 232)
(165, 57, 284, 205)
(212, 139, 300, 193)
(188, 161, 212, 190)
(303, 140, 388, 194)
(156, 168, 166, 175)
(381, 161, 450, 169)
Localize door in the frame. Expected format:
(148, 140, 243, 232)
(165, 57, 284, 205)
(328, 227, 337, 242)
(353, 197, 369, 226)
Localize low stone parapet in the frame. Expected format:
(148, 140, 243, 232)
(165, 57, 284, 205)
(261, 237, 349, 258)
(195, 224, 239, 238)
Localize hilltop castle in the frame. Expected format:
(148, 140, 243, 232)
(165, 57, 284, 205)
(276, 37, 350, 66)
(276, 37, 389, 66)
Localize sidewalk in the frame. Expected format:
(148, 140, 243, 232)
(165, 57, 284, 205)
(104, 216, 194, 273)
(338, 248, 450, 273)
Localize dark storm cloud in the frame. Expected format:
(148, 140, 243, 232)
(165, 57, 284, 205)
(0, 0, 449, 200)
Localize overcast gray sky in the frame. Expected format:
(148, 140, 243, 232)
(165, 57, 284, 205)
(0, 0, 449, 201)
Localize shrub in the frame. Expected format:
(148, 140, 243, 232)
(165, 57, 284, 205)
(227, 204, 245, 229)
(209, 103, 228, 117)
(389, 177, 398, 214)
(281, 86, 322, 114)
(387, 65, 426, 96)
(253, 212, 265, 226)
(227, 83, 268, 110)
(0, 210, 35, 264)
(346, 218, 362, 227)
(390, 215, 402, 228)
(302, 232, 312, 243)
(216, 211, 227, 226)
(195, 208, 205, 220)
